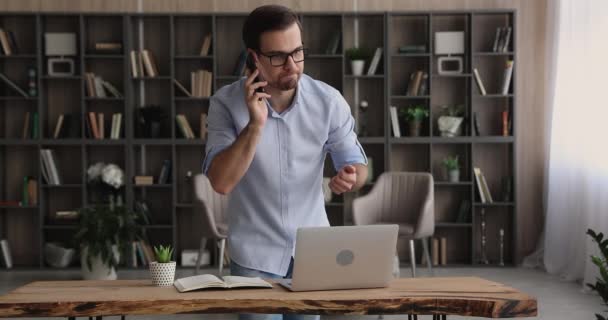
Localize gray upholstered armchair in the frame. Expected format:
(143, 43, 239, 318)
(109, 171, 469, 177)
(193, 174, 229, 275)
(353, 172, 435, 277)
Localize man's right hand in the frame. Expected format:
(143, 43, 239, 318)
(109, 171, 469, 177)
(245, 69, 271, 129)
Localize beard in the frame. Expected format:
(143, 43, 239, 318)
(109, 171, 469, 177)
(274, 72, 301, 91)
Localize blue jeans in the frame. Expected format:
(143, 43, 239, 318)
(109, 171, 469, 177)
(230, 259, 320, 320)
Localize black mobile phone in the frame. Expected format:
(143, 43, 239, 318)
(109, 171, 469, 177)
(246, 53, 264, 94)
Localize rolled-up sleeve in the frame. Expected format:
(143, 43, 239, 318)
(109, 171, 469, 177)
(202, 96, 237, 175)
(324, 95, 368, 171)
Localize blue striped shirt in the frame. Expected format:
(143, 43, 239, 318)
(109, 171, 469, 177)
(203, 74, 367, 276)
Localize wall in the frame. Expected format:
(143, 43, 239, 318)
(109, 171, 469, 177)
(2, 0, 548, 263)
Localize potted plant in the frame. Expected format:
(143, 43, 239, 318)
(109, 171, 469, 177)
(437, 104, 465, 137)
(442, 155, 460, 182)
(87, 162, 125, 204)
(345, 47, 371, 76)
(75, 203, 144, 280)
(400, 105, 429, 137)
(587, 229, 608, 320)
(149, 245, 176, 287)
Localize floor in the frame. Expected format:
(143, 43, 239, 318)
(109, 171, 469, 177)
(0, 266, 603, 320)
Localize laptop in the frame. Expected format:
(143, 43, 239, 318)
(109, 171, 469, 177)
(277, 224, 398, 292)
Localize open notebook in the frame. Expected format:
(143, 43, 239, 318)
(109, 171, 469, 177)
(174, 274, 273, 292)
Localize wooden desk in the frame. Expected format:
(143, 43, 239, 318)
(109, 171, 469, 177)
(0, 276, 537, 318)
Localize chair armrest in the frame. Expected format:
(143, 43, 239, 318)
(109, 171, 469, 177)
(353, 192, 380, 226)
(414, 175, 435, 239)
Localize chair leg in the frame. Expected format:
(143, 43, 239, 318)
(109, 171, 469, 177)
(195, 237, 207, 275)
(409, 239, 416, 278)
(422, 237, 434, 276)
(218, 238, 226, 275)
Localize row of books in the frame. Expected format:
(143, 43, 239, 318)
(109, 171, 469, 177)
(130, 49, 159, 78)
(405, 70, 429, 96)
(128, 240, 155, 267)
(418, 237, 448, 266)
(491, 27, 512, 53)
(0, 28, 18, 55)
(173, 69, 213, 97)
(133, 159, 172, 185)
(84, 72, 123, 98)
(22, 112, 39, 139)
(176, 113, 207, 139)
(40, 149, 62, 185)
(471, 110, 512, 137)
(473, 60, 514, 96)
(199, 34, 212, 56)
(86, 112, 123, 140)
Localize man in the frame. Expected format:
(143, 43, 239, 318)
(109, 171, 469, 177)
(203, 5, 368, 320)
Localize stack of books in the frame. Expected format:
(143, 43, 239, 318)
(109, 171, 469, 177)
(134, 176, 154, 186)
(130, 49, 159, 78)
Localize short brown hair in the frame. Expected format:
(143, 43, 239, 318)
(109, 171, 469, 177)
(242, 5, 302, 51)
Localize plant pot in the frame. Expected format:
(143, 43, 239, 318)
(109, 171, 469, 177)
(408, 120, 422, 137)
(44, 243, 75, 268)
(437, 116, 463, 137)
(149, 261, 177, 286)
(351, 60, 365, 76)
(147, 121, 161, 138)
(448, 169, 460, 183)
(80, 246, 119, 280)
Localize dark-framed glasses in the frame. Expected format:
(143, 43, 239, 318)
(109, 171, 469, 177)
(258, 48, 308, 67)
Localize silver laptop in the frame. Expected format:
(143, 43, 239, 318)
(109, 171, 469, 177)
(277, 224, 398, 292)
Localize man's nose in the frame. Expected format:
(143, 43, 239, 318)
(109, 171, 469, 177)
(283, 55, 298, 71)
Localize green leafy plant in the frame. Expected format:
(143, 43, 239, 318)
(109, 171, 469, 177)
(442, 155, 460, 171)
(587, 229, 608, 320)
(440, 104, 466, 117)
(345, 47, 371, 61)
(400, 105, 429, 122)
(74, 204, 145, 272)
(154, 245, 174, 263)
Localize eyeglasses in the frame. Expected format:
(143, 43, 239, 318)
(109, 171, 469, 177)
(258, 48, 308, 67)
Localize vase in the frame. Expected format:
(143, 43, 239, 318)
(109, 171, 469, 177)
(80, 246, 119, 280)
(408, 120, 422, 137)
(438, 116, 463, 137)
(351, 60, 365, 76)
(149, 261, 177, 286)
(448, 169, 460, 183)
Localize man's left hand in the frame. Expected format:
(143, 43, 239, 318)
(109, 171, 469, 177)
(329, 165, 357, 194)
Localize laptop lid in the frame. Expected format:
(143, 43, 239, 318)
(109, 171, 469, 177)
(289, 224, 398, 291)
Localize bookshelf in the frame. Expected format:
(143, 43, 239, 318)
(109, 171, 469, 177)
(0, 10, 516, 269)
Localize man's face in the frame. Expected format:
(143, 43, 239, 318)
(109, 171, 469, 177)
(253, 22, 304, 91)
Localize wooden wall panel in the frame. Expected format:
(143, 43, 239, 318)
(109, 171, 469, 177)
(1, 0, 548, 263)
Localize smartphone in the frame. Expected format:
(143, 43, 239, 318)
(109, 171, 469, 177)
(246, 53, 264, 94)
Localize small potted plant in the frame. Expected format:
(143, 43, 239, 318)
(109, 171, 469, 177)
(442, 155, 460, 182)
(400, 105, 429, 137)
(437, 104, 465, 137)
(345, 47, 371, 76)
(149, 245, 176, 287)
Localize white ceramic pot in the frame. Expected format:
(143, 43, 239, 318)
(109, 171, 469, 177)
(80, 246, 119, 280)
(150, 261, 177, 286)
(438, 116, 463, 137)
(351, 60, 365, 76)
(448, 169, 460, 183)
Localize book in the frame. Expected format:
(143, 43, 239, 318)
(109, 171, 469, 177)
(130, 50, 140, 77)
(173, 79, 192, 97)
(158, 160, 172, 184)
(142, 50, 159, 77)
(27, 177, 38, 206)
(0, 72, 28, 97)
(389, 106, 401, 138)
(199, 34, 212, 56)
(473, 167, 487, 203)
(440, 237, 447, 265)
(174, 274, 272, 292)
(325, 30, 341, 55)
(95, 42, 122, 53)
(472, 68, 487, 96)
(134, 176, 154, 185)
(397, 45, 426, 53)
(472, 112, 480, 136)
(479, 170, 494, 203)
(0, 29, 13, 55)
(0, 239, 13, 269)
(98, 113, 104, 139)
(200, 113, 208, 140)
(22, 112, 30, 139)
(491, 27, 502, 52)
(502, 110, 509, 136)
(31, 112, 39, 139)
(417, 72, 428, 96)
(53, 114, 64, 139)
(406, 71, 423, 96)
(101, 80, 123, 98)
(501, 27, 512, 52)
(366, 47, 383, 75)
(455, 200, 471, 223)
(501, 60, 514, 95)
(432, 238, 439, 266)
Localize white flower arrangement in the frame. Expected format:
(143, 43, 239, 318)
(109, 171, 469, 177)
(87, 162, 125, 189)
